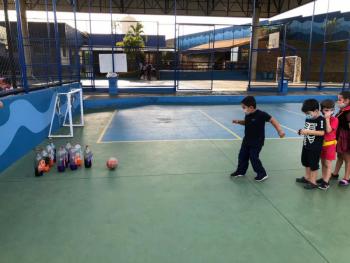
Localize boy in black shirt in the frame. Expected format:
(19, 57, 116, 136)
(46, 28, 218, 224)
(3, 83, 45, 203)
(231, 96, 285, 181)
(296, 99, 325, 189)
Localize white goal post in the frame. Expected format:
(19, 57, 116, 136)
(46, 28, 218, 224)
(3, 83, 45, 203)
(276, 56, 302, 83)
(48, 88, 84, 138)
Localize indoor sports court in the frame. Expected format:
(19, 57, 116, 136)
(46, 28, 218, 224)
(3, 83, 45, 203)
(1, 102, 349, 263)
(2, 0, 350, 262)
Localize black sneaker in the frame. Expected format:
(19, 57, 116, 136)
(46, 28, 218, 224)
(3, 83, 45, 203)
(331, 173, 339, 180)
(316, 178, 324, 184)
(304, 183, 318, 190)
(318, 180, 330, 190)
(230, 171, 245, 178)
(254, 174, 269, 182)
(296, 177, 309, 183)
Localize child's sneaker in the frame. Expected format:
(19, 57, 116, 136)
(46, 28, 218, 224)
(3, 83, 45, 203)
(304, 182, 318, 190)
(338, 179, 350, 186)
(316, 178, 323, 184)
(318, 180, 330, 190)
(254, 174, 268, 182)
(230, 171, 245, 178)
(331, 173, 339, 180)
(296, 177, 309, 183)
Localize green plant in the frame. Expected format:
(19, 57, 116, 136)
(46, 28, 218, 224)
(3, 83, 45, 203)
(324, 18, 338, 41)
(116, 22, 145, 70)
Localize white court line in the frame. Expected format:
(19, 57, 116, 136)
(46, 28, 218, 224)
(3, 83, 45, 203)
(197, 110, 242, 140)
(96, 110, 117, 143)
(97, 137, 302, 144)
(98, 138, 240, 144)
(280, 124, 299, 134)
(278, 106, 305, 117)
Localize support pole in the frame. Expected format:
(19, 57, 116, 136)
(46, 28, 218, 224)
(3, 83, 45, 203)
(52, 0, 62, 84)
(304, 0, 316, 90)
(14, 0, 28, 91)
(73, 0, 81, 82)
(279, 24, 287, 94)
(19, 0, 32, 77)
(248, 0, 260, 90)
(173, 0, 177, 91)
(318, 0, 330, 89)
(343, 38, 350, 91)
(45, 0, 52, 84)
(109, 0, 115, 72)
(2, 0, 17, 89)
(88, 0, 95, 89)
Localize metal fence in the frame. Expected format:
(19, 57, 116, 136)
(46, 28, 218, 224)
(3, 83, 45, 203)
(0, 0, 81, 97)
(1, 0, 350, 96)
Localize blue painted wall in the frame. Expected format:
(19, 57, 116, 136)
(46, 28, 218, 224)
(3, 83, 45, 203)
(0, 83, 80, 173)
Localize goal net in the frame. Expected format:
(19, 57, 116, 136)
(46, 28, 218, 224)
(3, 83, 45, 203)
(276, 56, 302, 83)
(48, 88, 84, 138)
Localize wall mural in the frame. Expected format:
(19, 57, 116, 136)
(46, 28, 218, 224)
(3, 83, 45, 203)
(0, 83, 79, 173)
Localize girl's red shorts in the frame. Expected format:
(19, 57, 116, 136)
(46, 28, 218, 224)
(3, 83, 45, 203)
(321, 144, 336, 161)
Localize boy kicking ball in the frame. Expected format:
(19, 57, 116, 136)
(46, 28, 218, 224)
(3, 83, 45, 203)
(231, 96, 285, 181)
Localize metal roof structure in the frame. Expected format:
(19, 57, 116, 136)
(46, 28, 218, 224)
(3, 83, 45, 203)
(7, 0, 314, 18)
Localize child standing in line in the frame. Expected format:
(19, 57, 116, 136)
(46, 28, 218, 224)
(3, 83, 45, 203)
(334, 91, 350, 186)
(296, 99, 325, 189)
(316, 100, 338, 190)
(231, 96, 285, 182)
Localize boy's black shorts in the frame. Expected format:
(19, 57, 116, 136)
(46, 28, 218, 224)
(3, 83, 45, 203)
(301, 148, 321, 171)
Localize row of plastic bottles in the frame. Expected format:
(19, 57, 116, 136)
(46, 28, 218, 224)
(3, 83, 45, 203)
(34, 140, 93, 176)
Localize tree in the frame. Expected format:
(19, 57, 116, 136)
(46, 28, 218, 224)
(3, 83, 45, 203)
(116, 22, 145, 70)
(324, 18, 338, 42)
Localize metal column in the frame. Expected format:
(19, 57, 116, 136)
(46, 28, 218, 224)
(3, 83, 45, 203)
(14, 0, 28, 91)
(52, 0, 62, 84)
(2, 0, 17, 89)
(304, 0, 316, 90)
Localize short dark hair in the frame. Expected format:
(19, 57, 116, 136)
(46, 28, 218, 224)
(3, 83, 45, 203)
(241, 96, 256, 109)
(302, 99, 319, 113)
(340, 91, 350, 100)
(321, 99, 335, 110)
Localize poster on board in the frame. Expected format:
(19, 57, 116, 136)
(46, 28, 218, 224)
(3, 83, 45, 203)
(268, 32, 280, 49)
(99, 53, 128, 73)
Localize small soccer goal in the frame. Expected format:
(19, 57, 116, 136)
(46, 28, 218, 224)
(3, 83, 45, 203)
(48, 88, 84, 138)
(276, 56, 302, 83)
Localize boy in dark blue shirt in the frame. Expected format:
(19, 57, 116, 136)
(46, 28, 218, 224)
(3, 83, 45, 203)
(231, 96, 285, 181)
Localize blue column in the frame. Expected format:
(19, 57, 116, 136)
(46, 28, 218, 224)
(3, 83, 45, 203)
(304, 0, 316, 90)
(52, 0, 62, 84)
(109, 0, 115, 72)
(318, 0, 330, 90)
(73, 0, 81, 82)
(247, 0, 257, 91)
(14, 0, 28, 91)
(88, 0, 95, 89)
(343, 34, 350, 91)
(45, 0, 51, 85)
(279, 24, 288, 94)
(173, 0, 177, 91)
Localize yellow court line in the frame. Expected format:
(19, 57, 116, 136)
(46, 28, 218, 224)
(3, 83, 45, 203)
(97, 110, 117, 143)
(197, 110, 242, 140)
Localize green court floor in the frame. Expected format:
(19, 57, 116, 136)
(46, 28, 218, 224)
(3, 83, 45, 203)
(0, 107, 348, 263)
